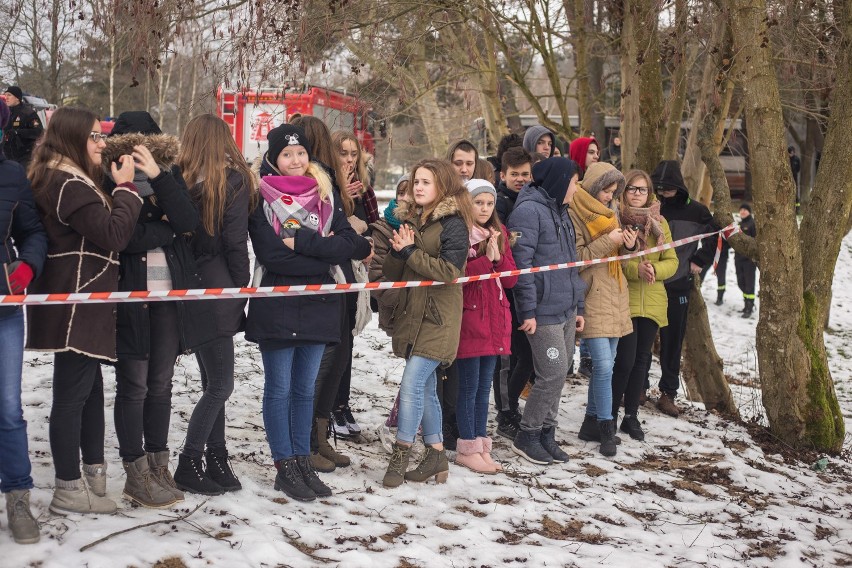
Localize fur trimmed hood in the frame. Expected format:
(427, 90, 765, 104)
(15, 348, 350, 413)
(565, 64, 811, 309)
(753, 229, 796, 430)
(101, 133, 180, 169)
(394, 194, 460, 224)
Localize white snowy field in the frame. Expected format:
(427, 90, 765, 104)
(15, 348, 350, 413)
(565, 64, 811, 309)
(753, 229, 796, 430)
(3, 240, 851, 568)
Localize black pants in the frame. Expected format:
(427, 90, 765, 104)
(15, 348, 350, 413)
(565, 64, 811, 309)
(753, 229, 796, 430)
(183, 336, 235, 457)
(611, 317, 659, 417)
(51, 351, 106, 481)
(314, 294, 358, 418)
(436, 362, 458, 430)
(735, 258, 757, 299)
(659, 288, 690, 396)
(493, 325, 534, 413)
(331, 294, 357, 410)
(700, 245, 729, 291)
(114, 302, 180, 461)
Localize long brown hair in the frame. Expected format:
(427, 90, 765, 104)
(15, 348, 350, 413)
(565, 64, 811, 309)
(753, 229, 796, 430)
(332, 130, 367, 192)
(28, 107, 104, 195)
(177, 114, 258, 236)
(404, 159, 475, 230)
(290, 115, 353, 215)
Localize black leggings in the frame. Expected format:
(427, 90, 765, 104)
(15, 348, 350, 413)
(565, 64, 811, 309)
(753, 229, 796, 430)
(50, 351, 106, 481)
(611, 317, 659, 417)
(183, 336, 235, 457)
(493, 325, 534, 413)
(331, 294, 357, 410)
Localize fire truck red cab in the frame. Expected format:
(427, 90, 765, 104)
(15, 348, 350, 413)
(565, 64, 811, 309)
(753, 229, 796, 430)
(216, 86, 376, 162)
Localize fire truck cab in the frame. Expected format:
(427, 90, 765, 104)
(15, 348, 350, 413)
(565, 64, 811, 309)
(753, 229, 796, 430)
(216, 86, 377, 162)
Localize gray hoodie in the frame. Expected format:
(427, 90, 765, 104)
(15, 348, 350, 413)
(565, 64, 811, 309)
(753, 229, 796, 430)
(522, 125, 555, 158)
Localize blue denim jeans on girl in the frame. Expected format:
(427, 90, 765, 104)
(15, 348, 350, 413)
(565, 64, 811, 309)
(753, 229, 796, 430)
(455, 356, 497, 440)
(0, 309, 34, 493)
(585, 337, 619, 422)
(396, 356, 443, 445)
(261, 344, 326, 461)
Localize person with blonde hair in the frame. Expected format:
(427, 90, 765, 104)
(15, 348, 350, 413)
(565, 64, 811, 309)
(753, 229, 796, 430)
(247, 124, 371, 501)
(172, 114, 257, 496)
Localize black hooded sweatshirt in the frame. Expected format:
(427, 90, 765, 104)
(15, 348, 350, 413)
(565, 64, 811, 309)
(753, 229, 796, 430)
(651, 160, 717, 293)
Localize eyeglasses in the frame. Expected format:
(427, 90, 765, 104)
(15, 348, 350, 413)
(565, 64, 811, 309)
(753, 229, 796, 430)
(89, 132, 108, 142)
(626, 185, 649, 195)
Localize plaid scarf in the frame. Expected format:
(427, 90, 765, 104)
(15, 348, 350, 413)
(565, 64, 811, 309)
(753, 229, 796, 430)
(619, 199, 665, 251)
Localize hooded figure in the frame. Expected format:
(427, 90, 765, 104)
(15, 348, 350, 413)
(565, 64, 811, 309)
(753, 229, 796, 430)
(649, 159, 718, 417)
(522, 125, 555, 158)
(569, 137, 599, 177)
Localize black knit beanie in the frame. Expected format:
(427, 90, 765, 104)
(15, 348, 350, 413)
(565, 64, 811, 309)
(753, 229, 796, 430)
(266, 124, 312, 165)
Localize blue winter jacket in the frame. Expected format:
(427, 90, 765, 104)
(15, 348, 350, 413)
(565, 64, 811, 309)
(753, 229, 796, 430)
(1, 155, 47, 317)
(508, 184, 585, 325)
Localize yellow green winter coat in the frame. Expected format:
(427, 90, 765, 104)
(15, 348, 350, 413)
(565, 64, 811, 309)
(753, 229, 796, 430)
(383, 197, 469, 366)
(623, 219, 679, 327)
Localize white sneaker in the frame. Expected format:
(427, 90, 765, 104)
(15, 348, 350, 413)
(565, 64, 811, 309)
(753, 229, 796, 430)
(376, 424, 395, 454)
(331, 409, 352, 438)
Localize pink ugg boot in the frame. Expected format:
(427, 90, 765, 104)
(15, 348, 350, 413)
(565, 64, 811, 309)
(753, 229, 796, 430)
(455, 438, 496, 474)
(478, 437, 502, 472)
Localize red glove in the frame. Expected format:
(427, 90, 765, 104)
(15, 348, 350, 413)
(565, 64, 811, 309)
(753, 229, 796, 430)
(6, 261, 34, 294)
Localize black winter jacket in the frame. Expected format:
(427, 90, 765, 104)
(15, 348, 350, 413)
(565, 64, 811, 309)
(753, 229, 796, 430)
(112, 166, 217, 358)
(496, 181, 520, 226)
(0, 156, 47, 317)
(2, 103, 43, 165)
(245, 190, 371, 351)
(185, 169, 253, 339)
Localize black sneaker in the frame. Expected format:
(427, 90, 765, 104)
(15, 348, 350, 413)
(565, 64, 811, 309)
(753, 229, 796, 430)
(578, 357, 593, 379)
(512, 429, 553, 465)
(598, 420, 618, 457)
(173, 454, 225, 496)
(205, 447, 242, 491)
(296, 455, 332, 498)
(339, 405, 361, 436)
(620, 415, 645, 441)
(331, 409, 353, 438)
(496, 410, 521, 441)
(442, 420, 458, 451)
(274, 457, 316, 502)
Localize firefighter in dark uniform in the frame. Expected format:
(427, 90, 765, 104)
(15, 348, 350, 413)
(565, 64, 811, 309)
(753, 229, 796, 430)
(2, 86, 43, 166)
(735, 203, 758, 318)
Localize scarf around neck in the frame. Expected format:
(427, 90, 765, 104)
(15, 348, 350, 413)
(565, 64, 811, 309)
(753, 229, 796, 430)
(468, 225, 490, 258)
(619, 200, 665, 251)
(570, 187, 623, 286)
(384, 199, 402, 230)
(259, 175, 333, 238)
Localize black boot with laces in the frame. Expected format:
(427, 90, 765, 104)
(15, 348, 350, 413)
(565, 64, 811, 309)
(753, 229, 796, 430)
(173, 454, 225, 496)
(296, 455, 332, 497)
(274, 457, 316, 502)
(205, 447, 242, 492)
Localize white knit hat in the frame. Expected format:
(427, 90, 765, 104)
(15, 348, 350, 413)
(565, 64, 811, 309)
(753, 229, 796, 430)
(465, 178, 497, 199)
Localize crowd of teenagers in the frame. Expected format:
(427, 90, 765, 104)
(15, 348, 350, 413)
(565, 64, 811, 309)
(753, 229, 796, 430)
(0, 95, 759, 545)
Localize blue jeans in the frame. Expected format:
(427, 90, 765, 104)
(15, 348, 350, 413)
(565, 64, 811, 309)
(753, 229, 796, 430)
(0, 309, 33, 493)
(261, 344, 325, 461)
(396, 356, 443, 445)
(585, 337, 619, 421)
(456, 356, 497, 440)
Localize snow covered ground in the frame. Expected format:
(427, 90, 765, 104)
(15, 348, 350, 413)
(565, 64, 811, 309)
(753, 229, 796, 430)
(4, 238, 851, 568)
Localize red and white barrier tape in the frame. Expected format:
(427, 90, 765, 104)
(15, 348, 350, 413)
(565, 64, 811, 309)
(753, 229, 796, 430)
(1, 224, 738, 306)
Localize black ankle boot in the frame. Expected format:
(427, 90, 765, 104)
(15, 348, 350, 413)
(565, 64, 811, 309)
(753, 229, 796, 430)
(173, 454, 225, 496)
(205, 448, 242, 492)
(598, 420, 618, 457)
(274, 457, 316, 502)
(296, 455, 332, 498)
(715, 290, 725, 305)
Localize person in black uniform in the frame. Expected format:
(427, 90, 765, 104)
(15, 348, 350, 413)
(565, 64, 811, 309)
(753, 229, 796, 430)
(651, 160, 717, 418)
(735, 204, 758, 318)
(2, 87, 42, 166)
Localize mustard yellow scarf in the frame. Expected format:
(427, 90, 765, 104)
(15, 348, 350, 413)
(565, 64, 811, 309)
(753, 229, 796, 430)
(571, 188, 623, 286)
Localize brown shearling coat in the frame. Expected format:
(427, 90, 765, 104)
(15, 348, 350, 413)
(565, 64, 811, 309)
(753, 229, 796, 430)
(27, 160, 142, 361)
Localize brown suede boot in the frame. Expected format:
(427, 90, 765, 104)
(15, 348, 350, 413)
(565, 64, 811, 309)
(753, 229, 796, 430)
(317, 417, 351, 467)
(405, 445, 449, 483)
(657, 392, 681, 417)
(383, 443, 412, 488)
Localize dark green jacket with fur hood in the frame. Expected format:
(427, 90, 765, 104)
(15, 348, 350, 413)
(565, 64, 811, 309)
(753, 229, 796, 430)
(383, 196, 469, 365)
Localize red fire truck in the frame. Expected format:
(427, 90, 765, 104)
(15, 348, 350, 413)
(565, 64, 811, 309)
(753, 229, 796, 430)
(216, 86, 377, 161)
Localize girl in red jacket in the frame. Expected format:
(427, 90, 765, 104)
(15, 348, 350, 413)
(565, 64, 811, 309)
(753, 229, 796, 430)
(454, 179, 518, 473)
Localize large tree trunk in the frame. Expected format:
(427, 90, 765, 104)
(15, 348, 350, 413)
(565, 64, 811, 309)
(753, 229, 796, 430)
(619, 5, 640, 171)
(795, 0, 851, 452)
(626, 0, 664, 172)
(727, 0, 844, 452)
(661, 0, 693, 160)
